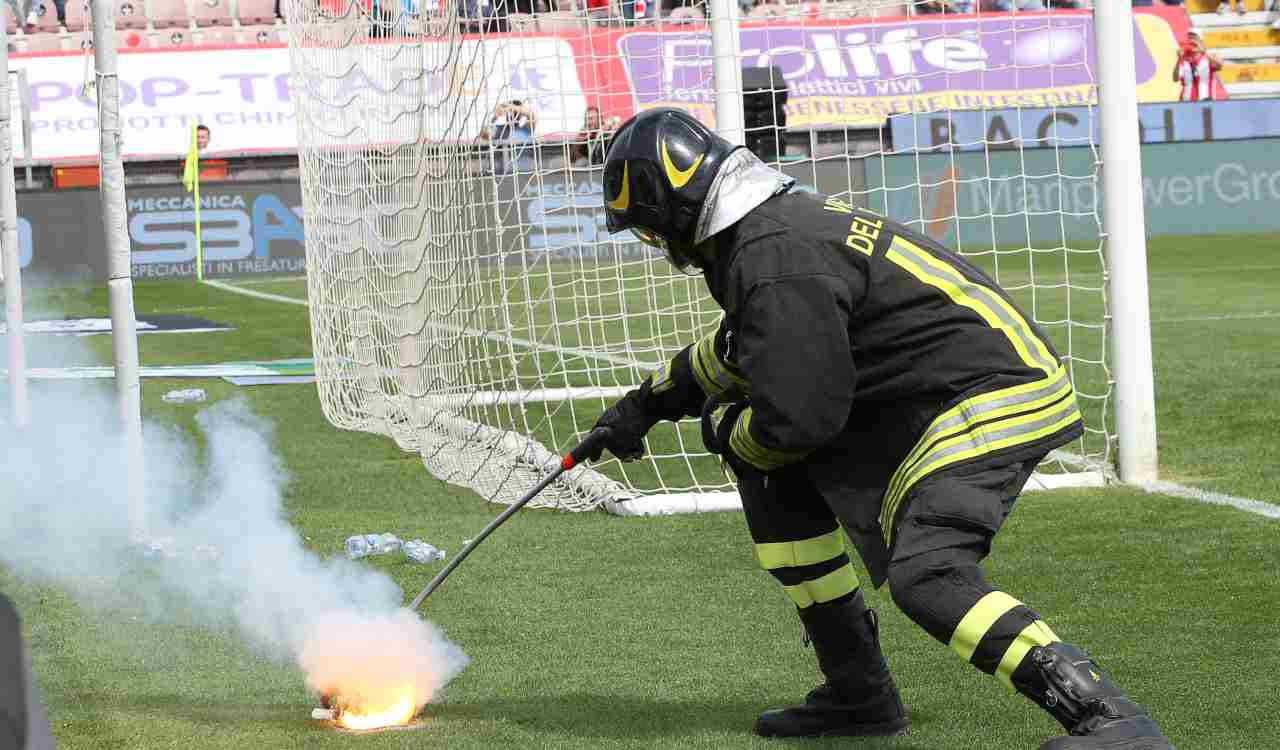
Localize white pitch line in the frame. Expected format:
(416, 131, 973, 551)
(1152, 311, 1279, 324)
(1038, 450, 1279, 520)
(222, 275, 309, 287)
(202, 279, 309, 307)
(199, 280, 657, 370)
(1142, 480, 1280, 520)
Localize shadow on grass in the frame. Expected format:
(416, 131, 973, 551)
(431, 691, 941, 747)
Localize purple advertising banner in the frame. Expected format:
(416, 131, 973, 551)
(617, 13, 1172, 128)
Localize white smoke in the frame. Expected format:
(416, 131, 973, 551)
(0, 383, 468, 713)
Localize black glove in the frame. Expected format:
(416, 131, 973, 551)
(586, 387, 660, 462)
(700, 392, 755, 479)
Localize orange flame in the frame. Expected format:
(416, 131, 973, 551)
(335, 686, 416, 731)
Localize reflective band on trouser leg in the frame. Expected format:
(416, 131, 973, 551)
(996, 620, 1059, 690)
(754, 528, 845, 570)
(782, 565, 860, 609)
(948, 591, 1024, 662)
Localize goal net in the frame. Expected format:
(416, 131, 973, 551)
(285, 0, 1115, 515)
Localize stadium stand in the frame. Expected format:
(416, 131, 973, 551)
(508, 11, 538, 30)
(195, 23, 236, 42)
(149, 0, 192, 28)
(536, 9, 583, 30)
(20, 31, 64, 51)
(192, 0, 233, 25)
(64, 0, 88, 30)
(26, 0, 63, 31)
(1187, 0, 1280, 96)
(667, 5, 703, 20)
(116, 0, 148, 28)
(0, 0, 1183, 54)
(235, 0, 281, 25)
(239, 22, 283, 42)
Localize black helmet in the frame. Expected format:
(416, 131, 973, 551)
(603, 108, 740, 270)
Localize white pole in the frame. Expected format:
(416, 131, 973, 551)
(92, 0, 148, 537)
(1093, 4, 1158, 484)
(0, 23, 28, 428)
(708, 0, 745, 147)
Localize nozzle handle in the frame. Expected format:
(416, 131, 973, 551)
(563, 426, 613, 470)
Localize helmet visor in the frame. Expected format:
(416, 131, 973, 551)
(632, 227, 697, 272)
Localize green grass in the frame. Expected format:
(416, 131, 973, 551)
(3, 232, 1280, 749)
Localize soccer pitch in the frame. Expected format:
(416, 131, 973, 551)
(2, 232, 1278, 749)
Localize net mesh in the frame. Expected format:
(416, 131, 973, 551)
(285, 0, 1111, 512)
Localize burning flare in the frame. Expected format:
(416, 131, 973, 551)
(334, 686, 417, 730)
(298, 608, 468, 731)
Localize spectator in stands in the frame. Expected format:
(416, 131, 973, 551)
(1217, 0, 1246, 16)
(991, 0, 1045, 10)
(7, 0, 63, 32)
(43, 0, 67, 28)
(480, 100, 537, 175)
(5, 0, 27, 31)
(914, 1, 974, 14)
(584, 0, 610, 25)
(620, 0, 654, 23)
(460, 0, 509, 33)
(1173, 28, 1224, 102)
(178, 124, 211, 177)
(569, 105, 621, 168)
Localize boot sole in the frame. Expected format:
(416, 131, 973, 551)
(1041, 737, 1174, 750)
(754, 717, 909, 739)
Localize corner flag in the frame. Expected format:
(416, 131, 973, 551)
(182, 123, 203, 282)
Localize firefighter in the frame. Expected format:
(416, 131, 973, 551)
(587, 108, 1173, 750)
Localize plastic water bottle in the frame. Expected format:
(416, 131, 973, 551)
(162, 388, 207, 404)
(344, 533, 403, 560)
(404, 540, 446, 564)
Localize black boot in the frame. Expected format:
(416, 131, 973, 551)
(1013, 642, 1175, 750)
(754, 593, 907, 738)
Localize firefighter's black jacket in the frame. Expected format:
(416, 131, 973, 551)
(646, 190, 1083, 583)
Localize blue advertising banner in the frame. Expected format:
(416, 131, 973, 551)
(15, 181, 306, 280)
(865, 137, 1280, 244)
(888, 99, 1280, 153)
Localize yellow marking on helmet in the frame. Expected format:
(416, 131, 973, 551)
(661, 140, 704, 189)
(608, 162, 630, 211)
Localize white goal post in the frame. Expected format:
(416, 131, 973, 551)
(284, 0, 1156, 514)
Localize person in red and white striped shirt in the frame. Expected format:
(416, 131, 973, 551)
(1172, 28, 1225, 102)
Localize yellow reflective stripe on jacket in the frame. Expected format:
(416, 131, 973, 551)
(649, 359, 676, 394)
(879, 389, 1082, 541)
(882, 367, 1074, 513)
(887, 237, 1059, 375)
(690, 329, 747, 397)
(782, 565, 860, 609)
(754, 528, 846, 570)
(730, 408, 811, 472)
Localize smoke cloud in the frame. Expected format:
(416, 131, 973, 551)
(0, 383, 467, 713)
